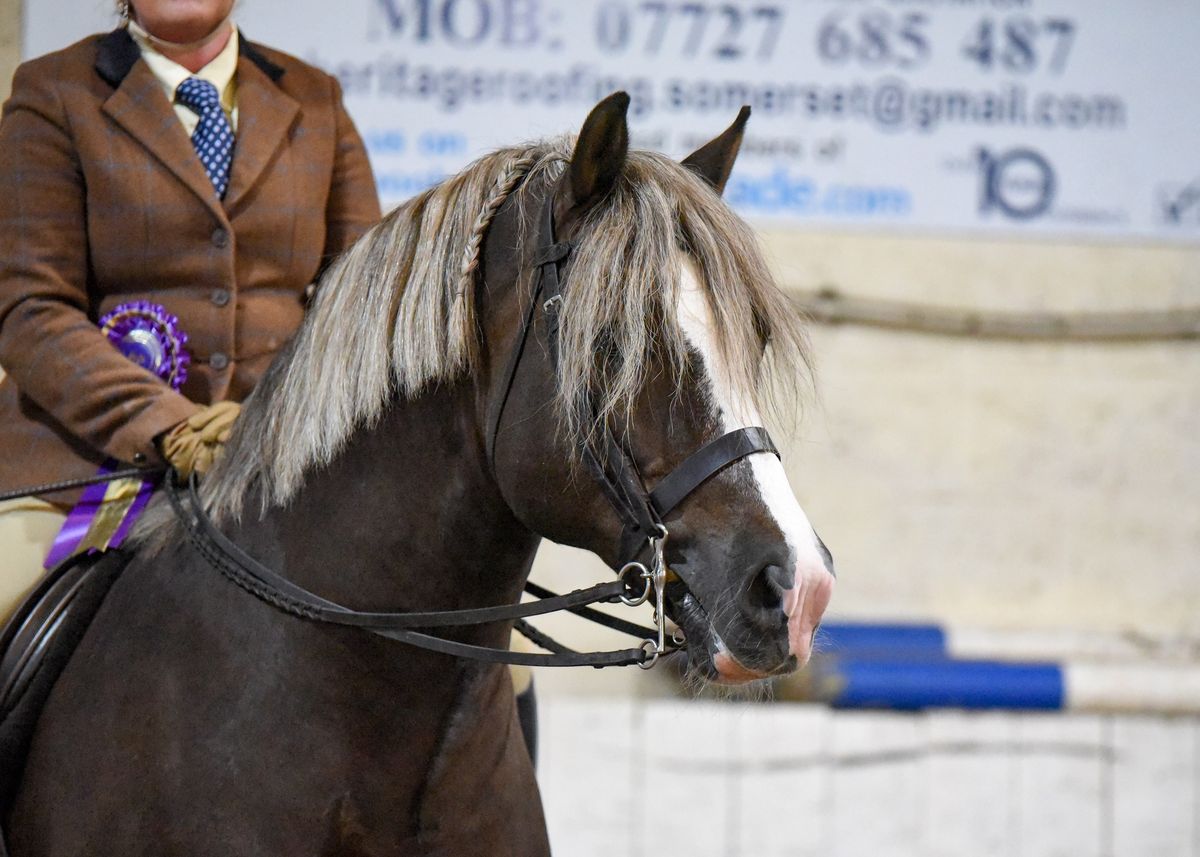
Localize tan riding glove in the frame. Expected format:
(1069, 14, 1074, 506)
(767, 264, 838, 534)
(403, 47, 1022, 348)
(160, 401, 241, 478)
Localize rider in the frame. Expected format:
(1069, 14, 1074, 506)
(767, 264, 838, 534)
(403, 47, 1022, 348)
(0, 0, 543, 766)
(0, 0, 380, 622)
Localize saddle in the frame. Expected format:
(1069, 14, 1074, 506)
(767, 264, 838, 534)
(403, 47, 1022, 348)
(0, 550, 129, 828)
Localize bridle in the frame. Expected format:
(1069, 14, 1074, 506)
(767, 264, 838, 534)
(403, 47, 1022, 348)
(170, 182, 781, 670)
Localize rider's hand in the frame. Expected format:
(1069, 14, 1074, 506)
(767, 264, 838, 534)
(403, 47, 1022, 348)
(159, 401, 241, 478)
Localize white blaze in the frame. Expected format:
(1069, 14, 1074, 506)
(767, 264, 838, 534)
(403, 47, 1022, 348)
(675, 258, 832, 671)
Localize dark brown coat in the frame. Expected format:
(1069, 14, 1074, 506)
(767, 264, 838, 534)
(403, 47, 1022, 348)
(0, 28, 380, 493)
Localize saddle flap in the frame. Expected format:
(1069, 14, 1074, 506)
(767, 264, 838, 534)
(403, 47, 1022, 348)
(0, 550, 129, 823)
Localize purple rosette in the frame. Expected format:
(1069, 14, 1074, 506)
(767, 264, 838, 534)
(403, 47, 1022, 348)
(45, 302, 192, 568)
(99, 300, 190, 391)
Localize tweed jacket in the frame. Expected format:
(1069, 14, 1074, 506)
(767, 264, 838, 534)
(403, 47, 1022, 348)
(0, 28, 381, 495)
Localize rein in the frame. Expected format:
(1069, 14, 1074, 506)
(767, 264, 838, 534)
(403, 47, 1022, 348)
(0, 467, 166, 504)
(166, 475, 664, 667)
(163, 184, 780, 671)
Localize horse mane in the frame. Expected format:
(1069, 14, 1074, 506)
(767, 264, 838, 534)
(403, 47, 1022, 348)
(137, 136, 810, 540)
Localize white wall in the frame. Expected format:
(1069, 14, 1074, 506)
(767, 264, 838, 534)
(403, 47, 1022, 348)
(762, 230, 1200, 635)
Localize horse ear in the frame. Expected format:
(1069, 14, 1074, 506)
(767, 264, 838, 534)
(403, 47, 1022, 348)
(681, 105, 751, 195)
(559, 91, 631, 221)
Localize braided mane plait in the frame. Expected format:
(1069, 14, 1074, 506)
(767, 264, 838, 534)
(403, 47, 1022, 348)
(450, 155, 538, 363)
(457, 154, 537, 299)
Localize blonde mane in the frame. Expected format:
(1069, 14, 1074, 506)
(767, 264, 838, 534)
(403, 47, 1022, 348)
(150, 137, 810, 533)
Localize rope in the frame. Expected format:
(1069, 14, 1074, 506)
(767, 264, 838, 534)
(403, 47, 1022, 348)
(795, 287, 1200, 342)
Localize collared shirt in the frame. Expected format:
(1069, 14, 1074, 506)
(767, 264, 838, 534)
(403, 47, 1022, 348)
(127, 19, 239, 135)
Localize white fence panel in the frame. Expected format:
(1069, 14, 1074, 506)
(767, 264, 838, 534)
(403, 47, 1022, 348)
(540, 699, 1200, 856)
(922, 711, 1016, 857)
(1111, 715, 1197, 857)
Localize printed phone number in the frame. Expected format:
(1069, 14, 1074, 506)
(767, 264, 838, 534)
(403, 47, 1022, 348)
(368, 0, 786, 62)
(368, 0, 1082, 75)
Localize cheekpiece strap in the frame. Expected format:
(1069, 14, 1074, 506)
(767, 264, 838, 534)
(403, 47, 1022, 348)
(532, 241, 572, 268)
(486, 190, 568, 471)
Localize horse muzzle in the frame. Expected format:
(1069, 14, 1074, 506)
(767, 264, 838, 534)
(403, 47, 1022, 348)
(669, 556, 835, 685)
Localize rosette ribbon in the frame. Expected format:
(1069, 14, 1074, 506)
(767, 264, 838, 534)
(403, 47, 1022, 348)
(44, 302, 190, 568)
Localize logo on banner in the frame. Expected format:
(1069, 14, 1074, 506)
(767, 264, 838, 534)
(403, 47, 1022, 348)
(977, 147, 1056, 221)
(1156, 180, 1200, 227)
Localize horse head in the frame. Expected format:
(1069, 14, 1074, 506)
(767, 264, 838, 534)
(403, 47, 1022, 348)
(484, 93, 835, 685)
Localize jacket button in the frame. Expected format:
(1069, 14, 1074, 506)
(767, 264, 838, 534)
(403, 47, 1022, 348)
(210, 352, 229, 370)
(211, 288, 230, 307)
(212, 228, 229, 248)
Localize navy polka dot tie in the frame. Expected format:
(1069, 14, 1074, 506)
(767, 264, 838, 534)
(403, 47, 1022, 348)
(175, 77, 233, 199)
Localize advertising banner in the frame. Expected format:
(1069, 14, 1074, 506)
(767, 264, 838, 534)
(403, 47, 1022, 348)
(24, 0, 1200, 241)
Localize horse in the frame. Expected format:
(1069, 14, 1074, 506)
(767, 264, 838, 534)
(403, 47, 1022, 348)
(5, 93, 835, 855)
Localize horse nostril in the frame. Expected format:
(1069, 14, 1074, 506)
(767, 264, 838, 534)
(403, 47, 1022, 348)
(763, 564, 794, 600)
(740, 563, 792, 625)
(814, 532, 836, 578)
(744, 561, 792, 614)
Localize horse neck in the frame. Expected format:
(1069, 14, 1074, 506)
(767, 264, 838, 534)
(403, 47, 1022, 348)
(231, 379, 539, 626)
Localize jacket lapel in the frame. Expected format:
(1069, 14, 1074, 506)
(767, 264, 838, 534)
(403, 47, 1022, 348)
(223, 45, 299, 215)
(96, 29, 228, 224)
